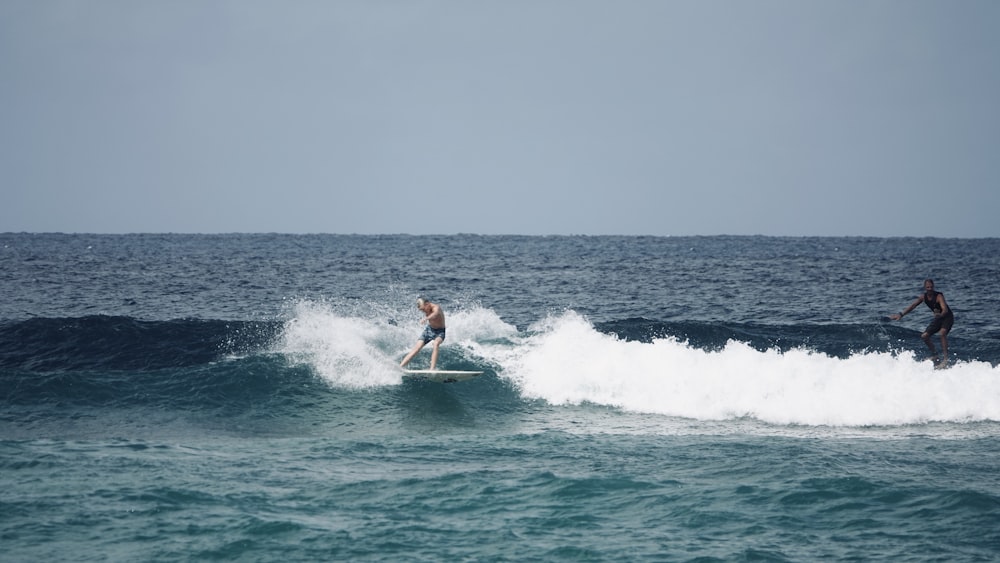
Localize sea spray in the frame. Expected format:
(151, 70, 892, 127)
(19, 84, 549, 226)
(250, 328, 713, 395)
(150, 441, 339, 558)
(277, 300, 518, 388)
(278, 300, 404, 388)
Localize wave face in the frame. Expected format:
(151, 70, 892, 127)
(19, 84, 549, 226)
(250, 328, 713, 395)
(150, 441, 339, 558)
(0, 316, 279, 372)
(6, 303, 999, 428)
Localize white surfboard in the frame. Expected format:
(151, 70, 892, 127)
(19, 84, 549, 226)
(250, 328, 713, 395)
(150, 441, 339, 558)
(402, 369, 483, 383)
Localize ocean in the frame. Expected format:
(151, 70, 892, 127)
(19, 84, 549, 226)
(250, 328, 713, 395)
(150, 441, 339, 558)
(2, 233, 999, 561)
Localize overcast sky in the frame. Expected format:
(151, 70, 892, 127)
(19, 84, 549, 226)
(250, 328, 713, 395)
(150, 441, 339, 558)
(2, 1, 998, 236)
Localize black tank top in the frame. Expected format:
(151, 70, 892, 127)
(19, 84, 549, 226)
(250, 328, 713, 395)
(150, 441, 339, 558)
(923, 291, 943, 314)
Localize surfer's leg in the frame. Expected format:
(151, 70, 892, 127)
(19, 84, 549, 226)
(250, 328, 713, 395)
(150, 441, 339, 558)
(939, 329, 949, 363)
(429, 337, 443, 370)
(400, 340, 426, 368)
(921, 331, 937, 359)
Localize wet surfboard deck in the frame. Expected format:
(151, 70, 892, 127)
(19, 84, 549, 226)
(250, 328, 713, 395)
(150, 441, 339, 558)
(402, 369, 483, 383)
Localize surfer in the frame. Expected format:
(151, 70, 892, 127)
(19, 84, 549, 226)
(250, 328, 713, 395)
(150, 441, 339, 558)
(888, 279, 954, 366)
(400, 297, 446, 370)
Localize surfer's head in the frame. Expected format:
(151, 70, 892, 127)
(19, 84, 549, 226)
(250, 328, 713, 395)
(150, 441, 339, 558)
(416, 297, 428, 309)
(923, 279, 935, 293)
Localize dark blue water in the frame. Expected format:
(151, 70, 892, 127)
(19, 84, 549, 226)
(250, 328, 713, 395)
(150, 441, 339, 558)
(3, 234, 1000, 561)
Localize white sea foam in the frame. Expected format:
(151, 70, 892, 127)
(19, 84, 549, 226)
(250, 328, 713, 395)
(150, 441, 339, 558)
(489, 311, 1000, 427)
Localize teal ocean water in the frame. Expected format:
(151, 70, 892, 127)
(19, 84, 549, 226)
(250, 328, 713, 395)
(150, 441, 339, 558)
(3, 234, 1000, 561)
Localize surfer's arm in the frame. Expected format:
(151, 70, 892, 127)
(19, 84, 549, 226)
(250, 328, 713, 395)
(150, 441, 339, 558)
(891, 297, 923, 320)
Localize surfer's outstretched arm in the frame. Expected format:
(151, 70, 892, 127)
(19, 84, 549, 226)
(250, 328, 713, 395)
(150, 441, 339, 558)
(889, 296, 923, 321)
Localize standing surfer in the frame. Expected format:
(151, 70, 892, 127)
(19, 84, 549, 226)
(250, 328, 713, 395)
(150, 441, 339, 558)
(400, 297, 446, 370)
(888, 279, 954, 367)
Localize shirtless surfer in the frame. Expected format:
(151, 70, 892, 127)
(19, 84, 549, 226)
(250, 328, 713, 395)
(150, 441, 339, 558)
(888, 279, 954, 367)
(400, 297, 446, 370)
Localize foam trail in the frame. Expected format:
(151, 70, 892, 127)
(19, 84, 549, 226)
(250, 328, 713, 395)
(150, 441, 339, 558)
(492, 312, 1000, 426)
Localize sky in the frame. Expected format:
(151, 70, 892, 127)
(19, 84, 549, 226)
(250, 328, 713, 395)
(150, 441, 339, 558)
(2, 1, 998, 237)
